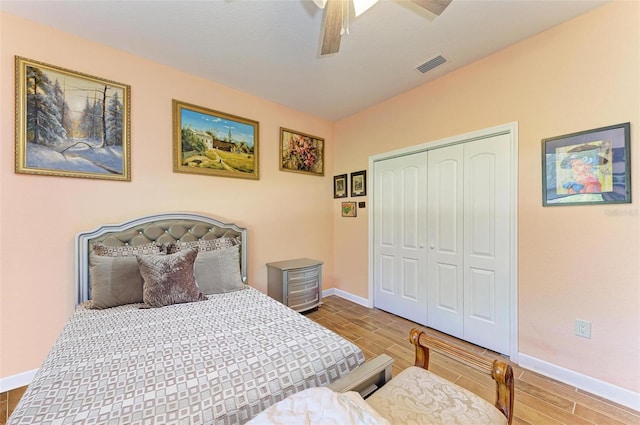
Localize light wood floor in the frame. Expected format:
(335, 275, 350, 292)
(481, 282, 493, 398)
(306, 295, 640, 425)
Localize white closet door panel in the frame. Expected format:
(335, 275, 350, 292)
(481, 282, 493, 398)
(435, 160, 459, 253)
(373, 153, 428, 325)
(463, 135, 511, 355)
(400, 258, 420, 300)
(401, 165, 420, 250)
(467, 268, 496, 321)
(427, 145, 463, 337)
(379, 170, 395, 247)
(467, 153, 496, 259)
(435, 263, 460, 311)
(378, 254, 395, 293)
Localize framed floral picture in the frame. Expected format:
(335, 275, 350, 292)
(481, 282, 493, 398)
(15, 56, 131, 181)
(542, 122, 630, 206)
(280, 128, 324, 176)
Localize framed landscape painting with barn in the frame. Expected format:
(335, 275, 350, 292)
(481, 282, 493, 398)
(173, 99, 259, 179)
(15, 56, 131, 181)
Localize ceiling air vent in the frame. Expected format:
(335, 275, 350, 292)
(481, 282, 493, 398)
(416, 54, 447, 74)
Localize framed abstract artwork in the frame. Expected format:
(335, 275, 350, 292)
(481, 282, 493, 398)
(279, 128, 324, 176)
(542, 123, 630, 206)
(15, 56, 131, 181)
(173, 99, 259, 179)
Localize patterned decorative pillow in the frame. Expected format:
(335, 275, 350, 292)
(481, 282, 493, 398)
(194, 245, 244, 295)
(161, 237, 238, 254)
(93, 241, 161, 257)
(136, 248, 205, 308)
(88, 254, 144, 309)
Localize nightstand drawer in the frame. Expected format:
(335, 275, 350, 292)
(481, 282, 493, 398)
(288, 277, 319, 293)
(288, 266, 320, 282)
(289, 282, 319, 298)
(288, 291, 320, 312)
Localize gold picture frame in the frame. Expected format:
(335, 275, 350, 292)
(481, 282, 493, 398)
(15, 56, 131, 181)
(173, 99, 259, 180)
(279, 127, 324, 176)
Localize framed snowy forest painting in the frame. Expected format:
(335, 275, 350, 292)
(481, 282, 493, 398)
(15, 57, 131, 181)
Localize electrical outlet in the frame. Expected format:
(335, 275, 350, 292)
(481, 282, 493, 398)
(575, 319, 591, 339)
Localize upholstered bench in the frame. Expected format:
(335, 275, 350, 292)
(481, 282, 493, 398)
(366, 329, 514, 425)
(367, 365, 509, 424)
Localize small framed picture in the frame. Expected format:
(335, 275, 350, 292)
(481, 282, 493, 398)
(333, 174, 348, 198)
(342, 201, 357, 217)
(542, 122, 631, 206)
(351, 170, 367, 197)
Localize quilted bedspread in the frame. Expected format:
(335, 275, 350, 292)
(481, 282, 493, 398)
(8, 287, 365, 425)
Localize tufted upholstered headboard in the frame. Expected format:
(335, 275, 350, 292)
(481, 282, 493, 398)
(75, 212, 248, 305)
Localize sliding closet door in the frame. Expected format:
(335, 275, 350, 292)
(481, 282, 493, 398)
(426, 144, 464, 338)
(462, 135, 511, 354)
(373, 152, 428, 325)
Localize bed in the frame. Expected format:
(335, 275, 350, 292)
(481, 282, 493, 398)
(7, 212, 369, 425)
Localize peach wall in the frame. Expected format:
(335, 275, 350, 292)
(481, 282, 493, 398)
(333, 2, 639, 394)
(0, 12, 335, 379)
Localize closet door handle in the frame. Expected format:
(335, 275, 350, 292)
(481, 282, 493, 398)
(430, 245, 435, 250)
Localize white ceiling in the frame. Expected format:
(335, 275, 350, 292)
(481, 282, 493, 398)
(1, 0, 606, 121)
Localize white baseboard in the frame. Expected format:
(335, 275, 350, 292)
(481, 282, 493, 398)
(518, 353, 639, 411)
(0, 369, 38, 392)
(322, 287, 369, 307)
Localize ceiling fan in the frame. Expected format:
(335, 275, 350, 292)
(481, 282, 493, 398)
(313, 0, 452, 55)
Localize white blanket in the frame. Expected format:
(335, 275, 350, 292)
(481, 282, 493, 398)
(247, 387, 390, 425)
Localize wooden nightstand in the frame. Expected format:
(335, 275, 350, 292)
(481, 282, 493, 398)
(266, 258, 323, 313)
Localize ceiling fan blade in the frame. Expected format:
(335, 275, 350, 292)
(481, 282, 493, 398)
(321, 0, 343, 55)
(410, 0, 452, 16)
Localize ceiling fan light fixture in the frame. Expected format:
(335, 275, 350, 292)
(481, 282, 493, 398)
(312, 0, 328, 9)
(353, 0, 379, 17)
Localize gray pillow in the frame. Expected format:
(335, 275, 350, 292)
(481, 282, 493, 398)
(137, 248, 205, 308)
(89, 254, 144, 309)
(194, 245, 244, 294)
